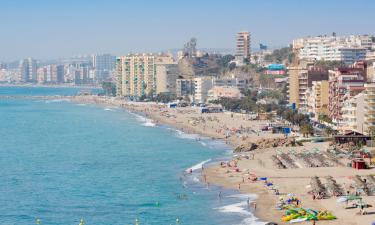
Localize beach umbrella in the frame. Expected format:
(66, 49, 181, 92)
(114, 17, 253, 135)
(259, 177, 267, 181)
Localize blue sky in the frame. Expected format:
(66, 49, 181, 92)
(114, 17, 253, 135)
(0, 0, 374, 61)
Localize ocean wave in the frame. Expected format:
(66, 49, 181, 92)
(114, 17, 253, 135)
(216, 194, 266, 225)
(104, 108, 115, 111)
(129, 112, 156, 127)
(185, 159, 211, 172)
(45, 98, 71, 103)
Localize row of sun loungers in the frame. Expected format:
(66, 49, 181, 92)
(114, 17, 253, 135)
(324, 176, 343, 197)
(353, 175, 370, 196)
(271, 155, 286, 169)
(276, 154, 298, 169)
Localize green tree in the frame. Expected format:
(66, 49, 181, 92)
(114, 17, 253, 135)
(300, 124, 314, 137)
(101, 82, 116, 96)
(218, 54, 235, 68)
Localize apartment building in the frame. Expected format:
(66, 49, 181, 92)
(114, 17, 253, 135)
(194, 77, 213, 104)
(328, 65, 366, 122)
(155, 63, 179, 95)
(288, 65, 328, 110)
(341, 93, 365, 133)
(306, 80, 329, 120)
(19, 58, 37, 82)
(176, 79, 193, 99)
(235, 31, 251, 63)
(364, 83, 375, 134)
(116, 53, 174, 98)
(293, 35, 372, 64)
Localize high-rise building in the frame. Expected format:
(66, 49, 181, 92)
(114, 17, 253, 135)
(235, 31, 251, 63)
(116, 53, 174, 98)
(92, 54, 116, 81)
(19, 58, 37, 82)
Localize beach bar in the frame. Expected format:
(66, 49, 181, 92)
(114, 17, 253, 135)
(334, 131, 371, 145)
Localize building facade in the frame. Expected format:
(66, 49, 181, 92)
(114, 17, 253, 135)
(92, 54, 116, 81)
(19, 58, 37, 82)
(364, 83, 375, 134)
(194, 77, 213, 104)
(288, 64, 328, 110)
(207, 86, 242, 102)
(116, 54, 174, 98)
(235, 31, 251, 63)
(155, 63, 179, 95)
(293, 35, 372, 64)
(306, 80, 329, 120)
(328, 65, 366, 122)
(341, 93, 365, 133)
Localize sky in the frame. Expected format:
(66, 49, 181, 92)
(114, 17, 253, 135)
(0, 0, 374, 61)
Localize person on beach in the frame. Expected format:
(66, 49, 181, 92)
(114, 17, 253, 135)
(219, 191, 222, 199)
(247, 198, 250, 208)
(238, 183, 241, 190)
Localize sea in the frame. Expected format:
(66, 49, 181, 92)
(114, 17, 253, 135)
(0, 86, 265, 225)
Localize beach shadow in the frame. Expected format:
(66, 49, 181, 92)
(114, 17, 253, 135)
(365, 211, 375, 215)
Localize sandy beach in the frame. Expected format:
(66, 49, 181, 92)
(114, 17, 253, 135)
(70, 95, 375, 225)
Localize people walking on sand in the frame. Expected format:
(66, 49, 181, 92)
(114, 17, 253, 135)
(238, 183, 241, 190)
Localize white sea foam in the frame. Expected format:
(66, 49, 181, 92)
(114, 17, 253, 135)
(130, 112, 156, 127)
(192, 176, 200, 182)
(104, 108, 115, 111)
(45, 98, 71, 103)
(186, 159, 211, 172)
(216, 194, 266, 225)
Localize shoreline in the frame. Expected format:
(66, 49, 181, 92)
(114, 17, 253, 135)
(67, 95, 278, 224)
(69, 96, 375, 225)
(5, 94, 375, 224)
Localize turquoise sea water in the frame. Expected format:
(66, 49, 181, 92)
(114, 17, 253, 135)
(0, 86, 264, 225)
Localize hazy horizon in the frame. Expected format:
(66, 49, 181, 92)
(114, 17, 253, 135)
(1, 0, 374, 61)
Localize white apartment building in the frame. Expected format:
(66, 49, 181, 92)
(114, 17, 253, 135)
(364, 83, 375, 134)
(194, 77, 213, 104)
(341, 93, 365, 133)
(293, 35, 372, 64)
